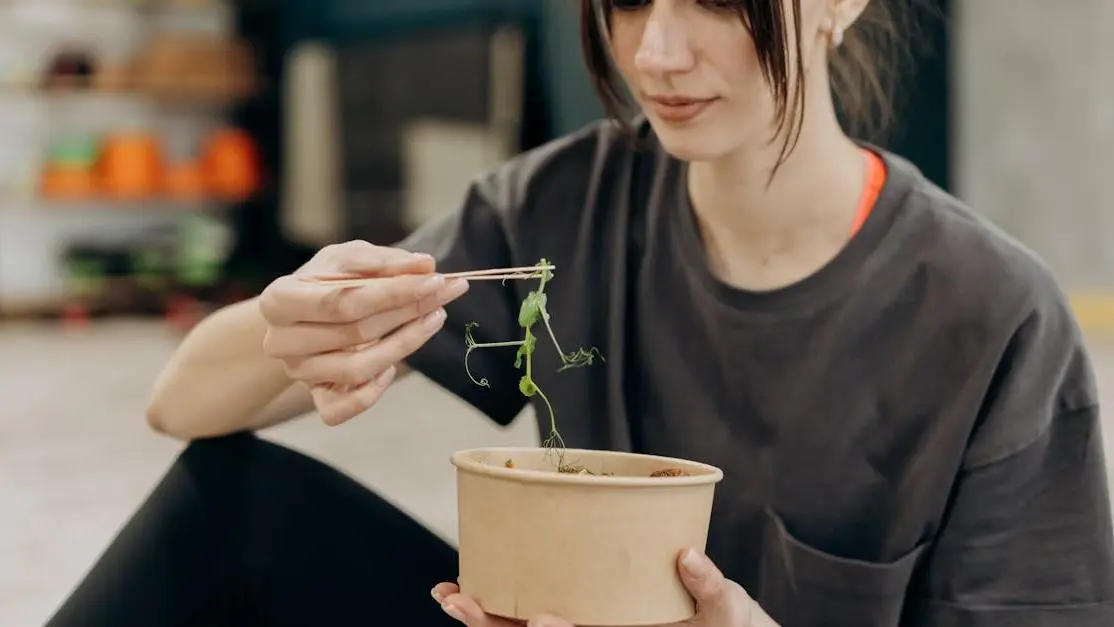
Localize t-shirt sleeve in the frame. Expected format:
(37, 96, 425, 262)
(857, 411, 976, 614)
(905, 293, 1114, 625)
(393, 167, 530, 426)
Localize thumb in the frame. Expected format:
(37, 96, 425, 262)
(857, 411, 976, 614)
(307, 241, 436, 277)
(678, 549, 732, 616)
(336, 248, 434, 277)
(679, 549, 775, 627)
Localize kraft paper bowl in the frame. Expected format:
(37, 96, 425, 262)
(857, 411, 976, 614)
(451, 447, 724, 626)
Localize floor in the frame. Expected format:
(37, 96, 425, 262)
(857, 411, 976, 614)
(3, 319, 1114, 626)
(0, 319, 538, 626)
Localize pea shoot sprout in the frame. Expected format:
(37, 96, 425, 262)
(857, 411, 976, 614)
(463, 258, 603, 466)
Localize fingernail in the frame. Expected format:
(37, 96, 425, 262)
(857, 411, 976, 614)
(430, 587, 442, 603)
(439, 278, 469, 303)
(423, 308, 447, 329)
(441, 603, 466, 622)
(681, 548, 707, 578)
(411, 252, 433, 261)
(375, 366, 396, 385)
(419, 274, 445, 294)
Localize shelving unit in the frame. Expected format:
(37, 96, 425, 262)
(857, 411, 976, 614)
(0, 0, 261, 324)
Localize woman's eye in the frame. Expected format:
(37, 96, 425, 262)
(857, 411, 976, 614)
(609, 0, 650, 11)
(608, 0, 736, 12)
(698, 0, 738, 11)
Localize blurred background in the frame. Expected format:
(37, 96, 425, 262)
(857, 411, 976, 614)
(2, 0, 1112, 624)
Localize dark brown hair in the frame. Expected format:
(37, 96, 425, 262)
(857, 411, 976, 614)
(580, 0, 927, 170)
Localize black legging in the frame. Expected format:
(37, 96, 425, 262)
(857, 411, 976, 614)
(46, 432, 460, 627)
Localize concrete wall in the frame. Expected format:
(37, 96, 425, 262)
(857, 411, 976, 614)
(954, 1, 1114, 290)
(546, 0, 1114, 292)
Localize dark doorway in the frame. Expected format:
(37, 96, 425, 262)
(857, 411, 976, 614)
(875, 0, 953, 192)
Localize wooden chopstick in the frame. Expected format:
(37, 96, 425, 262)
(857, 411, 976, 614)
(450, 273, 543, 281)
(301, 265, 554, 288)
(445, 265, 554, 279)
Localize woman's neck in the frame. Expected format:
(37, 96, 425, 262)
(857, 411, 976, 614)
(685, 99, 869, 290)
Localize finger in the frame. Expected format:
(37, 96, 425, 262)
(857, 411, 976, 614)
(431, 582, 459, 603)
(678, 548, 732, 614)
(432, 585, 566, 627)
(284, 308, 446, 387)
(263, 279, 468, 358)
(337, 245, 433, 275)
(317, 240, 435, 276)
(313, 273, 450, 322)
(439, 592, 523, 626)
(261, 272, 447, 326)
(311, 364, 398, 426)
(369, 250, 437, 277)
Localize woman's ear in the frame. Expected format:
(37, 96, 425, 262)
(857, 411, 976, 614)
(825, 0, 871, 47)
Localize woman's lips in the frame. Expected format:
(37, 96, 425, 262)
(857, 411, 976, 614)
(646, 95, 717, 124)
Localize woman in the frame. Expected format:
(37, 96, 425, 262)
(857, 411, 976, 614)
(49, 0, 1113, 626)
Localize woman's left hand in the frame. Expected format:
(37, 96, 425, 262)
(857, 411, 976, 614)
(430, 548, 778, 627)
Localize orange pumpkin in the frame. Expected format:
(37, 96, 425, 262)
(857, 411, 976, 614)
(98, 132, 164, 198)
(164, 161, 207, 199)
(201, 128, 260, 200)
(41, 165, 97, 198)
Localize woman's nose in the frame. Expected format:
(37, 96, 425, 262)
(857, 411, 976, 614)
(634, 11, 695, 75)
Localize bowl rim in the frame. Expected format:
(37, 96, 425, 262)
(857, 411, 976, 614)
(450, 446, 725, 487)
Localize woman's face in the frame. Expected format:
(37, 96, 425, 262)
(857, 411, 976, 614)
(606, 0, 836, 162)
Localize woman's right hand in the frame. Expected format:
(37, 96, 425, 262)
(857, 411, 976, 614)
(258, 240, 469, 425)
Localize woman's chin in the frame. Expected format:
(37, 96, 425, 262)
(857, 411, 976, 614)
(641, 107, 737, 162)
(652, 125, 737, 163)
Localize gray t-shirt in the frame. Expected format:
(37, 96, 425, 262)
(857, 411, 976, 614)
(400, 118, 1114, 626)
